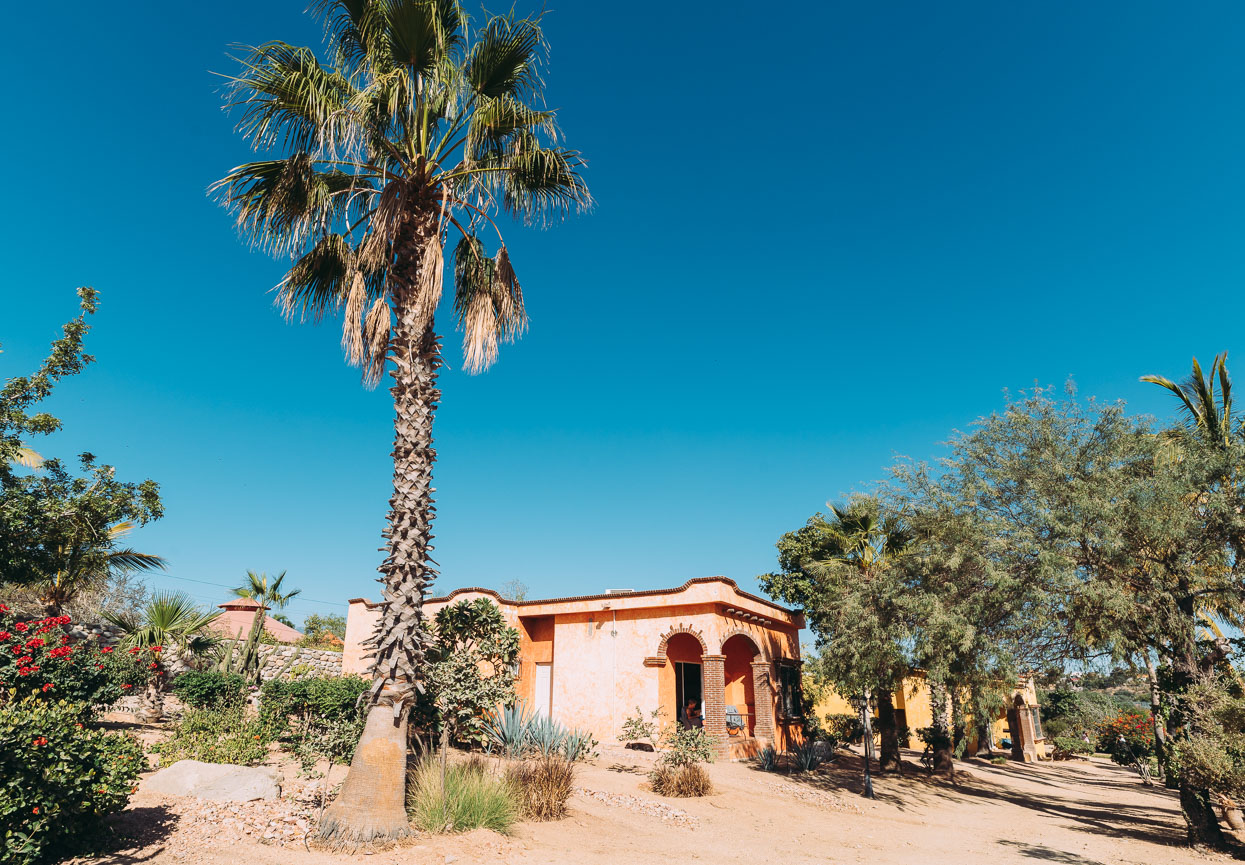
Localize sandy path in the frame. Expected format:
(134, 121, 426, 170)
(74, 744, 1234, 865)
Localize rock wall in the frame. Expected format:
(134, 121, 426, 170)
(253, 644, 344, 681)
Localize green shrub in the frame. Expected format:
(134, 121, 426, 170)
(661, 725, 715, 768)
(150, 704, 280, 767)
(506, 755, 574, 820)
(1052, 736, 1093, 758)
(916, 725, 953, 751)
(754, 744, 778, 771)
(650, 763, 712, 797)
(824, 713, 864, 745)
(406, 756, 519, 835)
(0, 609, 151, 712)
(170, 670, 246, 710)
(0, 697, 145, 865)
(261, 675, 368, 727)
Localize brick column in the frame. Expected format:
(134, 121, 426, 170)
(701, 654, 728, 757)
(751, 660, 775, 743)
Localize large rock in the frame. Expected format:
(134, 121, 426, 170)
(145, 760, 282, 801)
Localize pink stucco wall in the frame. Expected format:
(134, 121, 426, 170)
(343, 577, 804, 748)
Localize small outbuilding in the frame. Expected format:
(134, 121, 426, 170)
(207, 597, 303, 644)
(344, 576, 806, 759)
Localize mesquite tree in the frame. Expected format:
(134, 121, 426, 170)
(214, 0, 589, 844)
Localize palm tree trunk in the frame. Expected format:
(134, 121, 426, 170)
(318, 239, 442, 845)
(876, 688, 901, 773)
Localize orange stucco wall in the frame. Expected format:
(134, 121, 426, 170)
(344, 577, 805, 752)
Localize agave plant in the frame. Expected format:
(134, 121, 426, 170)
(561, 728, 597, 763)
(483, 702, 533, 759)
(527, 713, 569, 757)
(793, 740, 823, 773)
(755, 744, 778, 772)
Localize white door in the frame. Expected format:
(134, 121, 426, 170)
(534, 662, 552, 718)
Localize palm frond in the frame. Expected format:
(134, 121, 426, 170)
(213, 154, 369, 255)
(452, 235, 527, 373)
(382, 0, 459, 77)
(224, 41, 358, 152)
(105, 549, 167, 573)
(465, 14, 544, 100)
(498, 146, 592, 225)
(12, 446, 43, 469)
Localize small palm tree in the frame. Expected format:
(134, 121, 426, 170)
(40, 521, 166, 617)
(214, 0, 590, 843)
(103, 591, 221, 720)
(231, 569, 301, 611)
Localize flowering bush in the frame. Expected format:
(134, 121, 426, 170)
(150, 703, 281, 767)
(0, 606, 151, 712)
(1096, 712, 1155, 766)
(0, 696, 145, 865)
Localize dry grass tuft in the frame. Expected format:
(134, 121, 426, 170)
(506, 754, 575, 820)
(650, 763, 713, 798)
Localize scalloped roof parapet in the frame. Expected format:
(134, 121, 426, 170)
(349, 576, 802, 627)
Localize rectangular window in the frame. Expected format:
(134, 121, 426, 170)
(1030, 707, 1043, 740)
(777, 663, 803, 719)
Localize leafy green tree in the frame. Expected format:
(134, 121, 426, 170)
(303, 612, 347, 640)
(762, 497, 913, 777)
(213, 0, 589, 842)
(0, 289, 165, 603)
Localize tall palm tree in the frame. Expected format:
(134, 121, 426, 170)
(213, 0, 590, 843)
(40, 521, 166, 617)
(231, 569, 301, 611)
(1141, 353, 1236, 447)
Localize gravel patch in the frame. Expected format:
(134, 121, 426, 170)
(573, 787, 699, 827)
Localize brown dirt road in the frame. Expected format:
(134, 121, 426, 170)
(75, 744, 1235, 865)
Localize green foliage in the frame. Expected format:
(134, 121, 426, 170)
(916, 725, 953, 751)
(505, 755, 574, 820)
(0, 289, 164, 594)
(754, 745, 778, 772)
(1166, 678, 1245, 801)
(1096, 712, 1155, 765)
(102, 591, 219, 658)
(618, 706, 663, 750)
(150, 704, 280, 767)
(418, 599, 520, 749)
(0, 607, 151, 711)
(406, 757, 520, 835)
(1052, 736, 1094, 757)
(170, 670, 246, 710)
(1040, 688, 1137, 739)
(261, 675, 368, 769)
(792, 739, 825, 772)
(482, 702, 532, 759)
(0, 697, 144, 865)
(301, 613, 346, 641)
(823, 713, 864, 745)
(659, 725, 715, 769)
(481, 701, 596, 762)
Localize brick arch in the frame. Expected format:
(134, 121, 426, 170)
(718, 628, 768, 661)
(655, 624, 708, 659)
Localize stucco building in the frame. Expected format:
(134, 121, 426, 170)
(344, 576, 805, 758)
(207, 597, 303, 644)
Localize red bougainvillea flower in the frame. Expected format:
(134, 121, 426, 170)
(31, 806, 39, 814)
(148, 662, 159, 669)
(31, 737, 48, 746)
(57, 616, 70, 625)
(25, 638, 44, 648)
(10, 646, 22, 655)
(61, 635, 71, 644)
(0, 631, 9, 641)
(100, 646, 113, 654)
(127, 647, 141, 655)
(17, 668, 31, 676)
(41, 683, 53, 692)
(150, 646, 163, 653)
(0, 603, 8, 612)
(16, 656, 32, 665)
(121, 684, 132, 689)
(14, 622, 27, 632)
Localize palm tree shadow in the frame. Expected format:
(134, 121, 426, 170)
(83, 804, 180, 864)
(996, 839, 1106, 864)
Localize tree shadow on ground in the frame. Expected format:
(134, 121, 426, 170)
(996, 839, 1106, 864)
(752, 747, 1202, 850)
(80, 804, 180, 864)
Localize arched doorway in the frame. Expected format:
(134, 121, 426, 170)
(722, 633, 760, 737)
(660, 632, 705, 727)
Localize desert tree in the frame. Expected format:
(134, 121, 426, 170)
(213, 0, 590, 843)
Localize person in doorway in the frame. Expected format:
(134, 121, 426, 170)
(682, 699, 703, 729)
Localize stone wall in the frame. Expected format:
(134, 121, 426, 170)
(253, 644, 344, 681)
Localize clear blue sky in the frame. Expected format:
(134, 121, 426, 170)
(3, 1, 1244, 627)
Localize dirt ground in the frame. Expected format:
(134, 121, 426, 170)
(74, 737, 1238, 865)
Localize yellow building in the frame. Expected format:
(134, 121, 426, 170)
(815, 672, 1045, 760)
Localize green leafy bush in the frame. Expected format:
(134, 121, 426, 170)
(0, 608, 151, 711)
(618, 706, 662, 750)
(406, 756, 519, 835)
(1096, 712, 1154, 765)
(661, 725, 715, 768)
(1052, 736, 1093, 758)
(170, 670, 246, 709)
(261, 675, 367, 726)
(506, 754, 574, 820)
(150, 704, 280, 767)
(916, 725, 953, 751)
(823, 713, 864, 745)
(0, 697, 144, 865)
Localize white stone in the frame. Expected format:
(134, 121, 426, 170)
(145, 760, 282, 802)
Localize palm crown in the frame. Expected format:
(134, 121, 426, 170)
(213, 0, 591, 381)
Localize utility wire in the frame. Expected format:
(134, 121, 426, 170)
(144, 572, 348, 607)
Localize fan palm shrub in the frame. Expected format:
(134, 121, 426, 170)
(102, 591, 220, 720)
(214, 0, 589, 844)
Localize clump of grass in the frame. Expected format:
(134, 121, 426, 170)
(406, 756, 519, 835)
(650, 763, 713, 797)
(990, 755, 1008, 765)
(506, 754, 574, 820)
